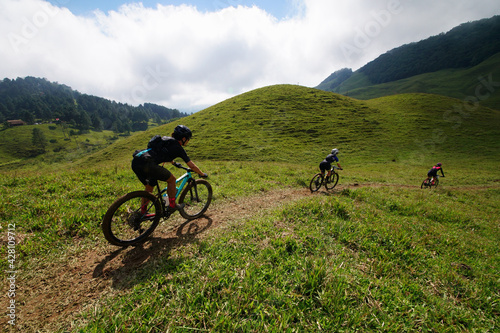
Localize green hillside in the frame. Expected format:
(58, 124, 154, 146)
(75, 85, 500, 170)
(321, 53, 500, 110)
(1, 84, 499, 332)
(0, 123, 124, 168)
(317, 16, 500, 110)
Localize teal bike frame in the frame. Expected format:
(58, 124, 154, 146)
(159, 167, 194, 200)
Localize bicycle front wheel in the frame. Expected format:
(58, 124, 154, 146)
(102, 191, 161, 246)
(309, 173, 323, 192)
(178, 179, 212, 219)
(325, 172, 339, 190)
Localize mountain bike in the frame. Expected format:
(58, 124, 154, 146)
(309, 166, 341, 192)
(102, 164, 212, 246)
(421, 175, 443, 189)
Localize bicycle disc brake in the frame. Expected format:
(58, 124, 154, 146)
(127, 210, 142, 231)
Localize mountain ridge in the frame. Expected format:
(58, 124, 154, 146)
(317, 15, 500, 109)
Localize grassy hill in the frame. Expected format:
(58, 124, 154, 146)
(4, 85, 499, 171)
(75, 84, 500, 170)
(320, 53, 500, 110)
(1, 85, 499, 331)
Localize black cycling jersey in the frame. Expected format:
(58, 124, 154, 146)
(427, 165, 445, 177)
(319, 154, 339, 172)
(323, 153, 339, 164)
(132, 137, 191, 187)
(138, 136, 191, 165)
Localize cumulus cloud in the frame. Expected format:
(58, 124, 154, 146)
(1, 0, 499, 112)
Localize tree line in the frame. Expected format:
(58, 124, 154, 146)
(318, 15, 500, 91)
(359, 15, 500, 84)
(0, 76, 188, 133)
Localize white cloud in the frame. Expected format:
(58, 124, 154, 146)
(1, 0, 499, 112)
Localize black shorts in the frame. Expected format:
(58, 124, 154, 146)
(132, 157, 172, 187)
(427, 171, 438, 177)
(319, 161, 331, 172)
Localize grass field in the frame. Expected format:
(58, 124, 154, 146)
(1, 85, 499, 331)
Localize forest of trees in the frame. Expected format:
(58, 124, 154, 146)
(0, 77, 188, 133)
(359, 15, 500, 84)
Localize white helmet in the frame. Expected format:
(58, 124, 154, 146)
(331, 148, 339, 155)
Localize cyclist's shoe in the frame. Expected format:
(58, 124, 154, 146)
(167, 203, 185, 214)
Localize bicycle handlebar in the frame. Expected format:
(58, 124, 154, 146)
(173, 162, 191, 171)
(173, 162, 208, 178)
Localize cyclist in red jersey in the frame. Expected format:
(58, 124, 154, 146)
(426, 162, 445, 185)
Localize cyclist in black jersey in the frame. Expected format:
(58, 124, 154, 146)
(132, 125, 207, 214)
(319, 148, 343, 177)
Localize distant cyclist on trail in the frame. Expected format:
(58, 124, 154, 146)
(131, 125, 207, 215)
(319, 148, 343, 177)
(426, 162, 445, 185)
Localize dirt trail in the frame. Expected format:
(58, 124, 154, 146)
(3, 186, 316, 332)
(2, 182, 497, 331)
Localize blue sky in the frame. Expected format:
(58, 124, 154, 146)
(2, 0, 500, 112)
(48, 0, 294, 19)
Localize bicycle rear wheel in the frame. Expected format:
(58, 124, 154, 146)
(421, 179, 429, 189)
(325, 172, 339, 190)
(309, 173, 323, 192)
(178, 179, 212, 219)
(102, 191, 161, 246)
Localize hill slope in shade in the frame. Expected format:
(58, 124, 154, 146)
(330, 53, 500, 110)
(76, 85, 500, 169)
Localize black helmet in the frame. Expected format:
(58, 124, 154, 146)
(173, 125, 192, 141)
(436, 162, 442, 167)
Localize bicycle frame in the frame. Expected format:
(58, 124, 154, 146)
(427, 175, 440, 184)
(310, 166, 341, 192)
(158, 170, 193, 200)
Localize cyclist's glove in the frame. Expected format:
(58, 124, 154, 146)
(200, 173, 208, 178)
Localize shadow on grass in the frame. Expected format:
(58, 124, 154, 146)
(92, 216, 213, 289)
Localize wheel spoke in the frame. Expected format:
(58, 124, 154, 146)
(102, 191, 160, 246)
(179, 180, 212, 219)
